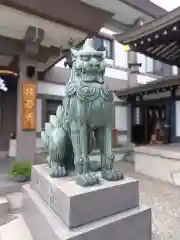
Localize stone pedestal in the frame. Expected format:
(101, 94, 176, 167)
(135, 146, 180, 186)
(22, 164, 151, 240)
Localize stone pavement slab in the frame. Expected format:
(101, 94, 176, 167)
(115, 161, 180, 240)
(0, 214, 33, 240)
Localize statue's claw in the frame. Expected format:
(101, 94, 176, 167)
(76, 172, 100, 187)
(101, 169, 124, 181)
(57, 166, 67, 177)
(88, 172, 100, 183)
(50, 164, 67, 178)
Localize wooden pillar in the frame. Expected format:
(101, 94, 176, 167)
(16, 55, 37, 163)
(16, 26, 44, 163)
(127, 103, 132, 143)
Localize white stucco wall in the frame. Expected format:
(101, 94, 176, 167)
(37, 81, 66, 97)
(36, 82, 66, 135)
(137, 74, 156, 84)
(175, 89, 180, 96)
(115, 104, 128, 143)
(105, 66, 127, 80)
(114, 41, 128, 69)
(115, 105, 128, 131)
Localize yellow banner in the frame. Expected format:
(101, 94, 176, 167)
(22, 83, 36, 130)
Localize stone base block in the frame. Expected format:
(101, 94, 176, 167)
(31, 164, 139, 229)
(135, 146, 180, 186)
(22, 184, 151, 240)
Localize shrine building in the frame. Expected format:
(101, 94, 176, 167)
(115, 6, 180, 146)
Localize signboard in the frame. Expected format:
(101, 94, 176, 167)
(22, 82, 36, 130)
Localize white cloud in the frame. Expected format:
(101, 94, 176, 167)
(150, 0, 180, 11)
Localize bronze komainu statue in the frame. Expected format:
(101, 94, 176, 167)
(41, 39, 124, 186)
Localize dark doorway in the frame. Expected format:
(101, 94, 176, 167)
(131, 106, 145, 145)
(146, 105, 166, 143)
(131, 103, 169, 145)
(46, 99, 63, 122)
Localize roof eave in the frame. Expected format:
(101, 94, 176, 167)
(115, 7, 180, 44)
(115, 75, 180, 98)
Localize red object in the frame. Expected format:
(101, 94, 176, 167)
(112, 128, 118, 147)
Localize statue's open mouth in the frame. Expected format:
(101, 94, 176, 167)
(83, 79, 104, 84)
(81, 72, 104, 83)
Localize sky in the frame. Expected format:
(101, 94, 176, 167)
(150, 0, 180, 11)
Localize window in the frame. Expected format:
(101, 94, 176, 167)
(93, 36, 113, 59)
(137, 54, 175, 76)
(133, 107, 141, 125)
(172, 66, 178, 75)
(137, 53, 155, 74)
(146, 57, 154, 73)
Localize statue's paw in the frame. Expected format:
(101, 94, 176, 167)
(101, 169, 124, 181)
(58, 166, 67, 177)
(50, 168, 59, 178)
(87, 172, 100, 185)
(50, 165, 67, 178)
(76, 172, 100, 187)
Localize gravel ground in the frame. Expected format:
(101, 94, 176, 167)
(115, 161, 180, 240)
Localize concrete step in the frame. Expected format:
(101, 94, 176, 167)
(22, 184, 151, 240)
(0, 214, 33, 240)
(0, 197, 8, 216)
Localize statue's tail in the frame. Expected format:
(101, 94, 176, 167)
(41, 131, 49, 150)
(41, 103, 74, 171)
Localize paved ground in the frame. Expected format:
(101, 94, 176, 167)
(0, 158, 24, 196)
(0, 154, 45, 196)
(115, 161, 180, 240)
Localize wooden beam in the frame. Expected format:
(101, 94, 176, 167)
(0, 34, 61, 64)
(37, 46, 61, 63)
(24, 26, 44, 45)
(8, 56, 18, 71)
(0, 0, 113, 36)
(0, 36, 22, 56)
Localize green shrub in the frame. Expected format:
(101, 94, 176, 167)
(8, 161, 32, 177)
